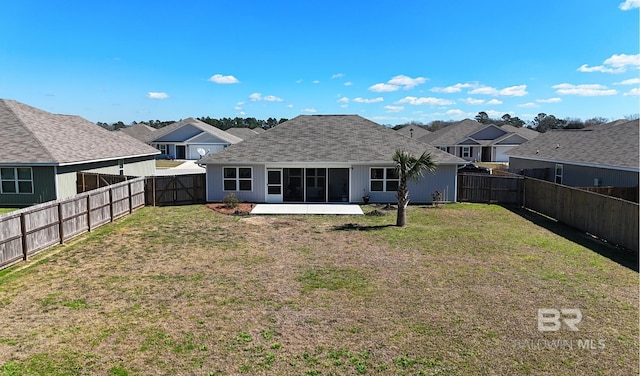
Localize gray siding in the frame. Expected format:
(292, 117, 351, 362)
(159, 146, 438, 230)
(155, 125, 201, 142)
(206, 164, 266, 203)
(509, 157, 639, 187)
(469, 126, 506, 140)
(0, 166, 57, 207)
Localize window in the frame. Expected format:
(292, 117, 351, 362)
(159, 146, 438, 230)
(438, 146, 447, 152)
(462, 147, 471, 158)
(555, 164, 563, 184)
(223, 167, 252, 191)
(1, 167, 33, 194)
(118, 159, 124, 176)
(157, 144, 168, 154)
(370, 168, 400, 192)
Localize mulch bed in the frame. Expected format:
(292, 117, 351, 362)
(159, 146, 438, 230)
(205, 202, 255, 215)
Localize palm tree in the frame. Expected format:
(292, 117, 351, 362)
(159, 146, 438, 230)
(393, 149, 437, 227)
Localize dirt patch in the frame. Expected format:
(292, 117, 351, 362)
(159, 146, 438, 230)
(206, 202, 255, 215)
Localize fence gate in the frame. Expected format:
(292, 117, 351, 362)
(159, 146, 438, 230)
(145, 174, 206, 206)
(457, 173, 524, 205)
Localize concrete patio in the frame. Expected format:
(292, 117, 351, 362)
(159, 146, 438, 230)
(250, 204, 364, 215)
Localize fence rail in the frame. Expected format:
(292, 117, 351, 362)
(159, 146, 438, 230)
(144, 174, 206, 206)
(457, 173, 639, 252)
(0, 177, 145, 270)
(457, 174, 523, 205)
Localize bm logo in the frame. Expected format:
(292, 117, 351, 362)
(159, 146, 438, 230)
(538, 308, 582, 332)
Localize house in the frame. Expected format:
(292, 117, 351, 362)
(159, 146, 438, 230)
(198, 115, 465, 204)
(418, 119, 539, 162)
(0, 99, 159, 207)
(122, 118, 243, 160)
(506, 119, 639, 187)
(225, 127, 263, 140)
(395, 124, 431, 139)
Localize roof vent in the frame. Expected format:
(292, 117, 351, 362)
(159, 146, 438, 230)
(556, 144, 560, 149)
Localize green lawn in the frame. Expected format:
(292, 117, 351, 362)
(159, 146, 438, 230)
(0, 204, 636, 375)
(155, 160, 184, 169)
(0, 208, 18, 215)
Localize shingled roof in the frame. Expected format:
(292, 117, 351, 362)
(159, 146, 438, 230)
(198, 115, 464, 165)
(505, 120, 639, 170)
(0, 99, 159, 165)
(418, 119, 485, 145)
(119, 123, 157, 143)
(149, 118, 243, 144)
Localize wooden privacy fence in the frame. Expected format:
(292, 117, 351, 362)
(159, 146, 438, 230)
(457, 173, 524, 205)
(0, 177, 145, 270)
(144, 174, 206, 206)
(77, 172, 131, 193)
(524, 178, 639, 252)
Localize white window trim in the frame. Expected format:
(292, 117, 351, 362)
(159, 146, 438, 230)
(0, 167, 34, 194)
(157, 144, 168, 154)
(555, 164, 563, 184)
(223, 167, 253, 192)
(462, 146, 471, 158)
(369, 167, 399, 193)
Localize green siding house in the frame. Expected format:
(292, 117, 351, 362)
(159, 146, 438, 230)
(0, 99, 159, 207)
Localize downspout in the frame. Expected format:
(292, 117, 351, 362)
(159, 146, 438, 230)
(54, 165, 60, 199)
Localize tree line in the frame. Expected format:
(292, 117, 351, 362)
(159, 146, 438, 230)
(97, 117, 289, 131)
(395, 112, 637, 133)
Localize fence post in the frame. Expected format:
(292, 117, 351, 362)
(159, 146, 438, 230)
(20, 213, 28, 261)
(128, 181, 133, 214)
(87, 194, 92, 231)
(109, 187, 114, 222)
(58, 203, 65, 244)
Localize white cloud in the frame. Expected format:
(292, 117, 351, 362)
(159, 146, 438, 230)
(332, 73, 345, 79)
(249, 93, 283, 102)
(624, 88, 640, 96)
(445, 109, 466, 117)
(369, 75, 427, 92)
(499, 85, 528, 96)
(385, 105, 404, 113)
(146, 92, 168, 99)
(344, 82, 353, 86)
(619, 0, 640, 10)
(431, 82, 476, 93)
(485, 110, 503, 118)
(304, 108, 317, 113)
(287, 104, 294, 108)
(577, 53, 640, 73)
(517, 102, 538, 108)
(468, 84, 528, 97)
(486, 99, 503, 105)
(396, 96, 455, 106)
(461, 97, 485, 105)
(353, 97, 384, 103)
(553, 83, 617, 96)
(337, 97, 349, 103)
(369, 83, 400, 92)
(313, 80, 320, 84)
(208, 74, 239, 84)
(387, 75, 427, 90)
(615, 77, 640, 85)
(296, 79, 303, 84)
(234, 106, 242, 111)
(537, 98, 562, 103)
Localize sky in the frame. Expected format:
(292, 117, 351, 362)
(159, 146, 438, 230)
(0, 1, 638, 126)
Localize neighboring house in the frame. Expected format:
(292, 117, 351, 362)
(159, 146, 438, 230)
(122, 118, 243, 160)
(395, 124, 431, 139)
(198, 115, 465, 204)
(0, 99, 159, 207)
(506, 120, 639, 187)
(119, 123, 157, 143)
(418, 119, 539, 162)
(225, 127, 263, 140)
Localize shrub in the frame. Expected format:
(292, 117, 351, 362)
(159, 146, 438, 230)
(223, 193, 239, 209)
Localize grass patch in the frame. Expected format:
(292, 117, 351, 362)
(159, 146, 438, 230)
(155, 160, 184, 168)
(297, 266, 370, 293)
(0, 208, 19, 215)
(0, 204, 636, 375)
